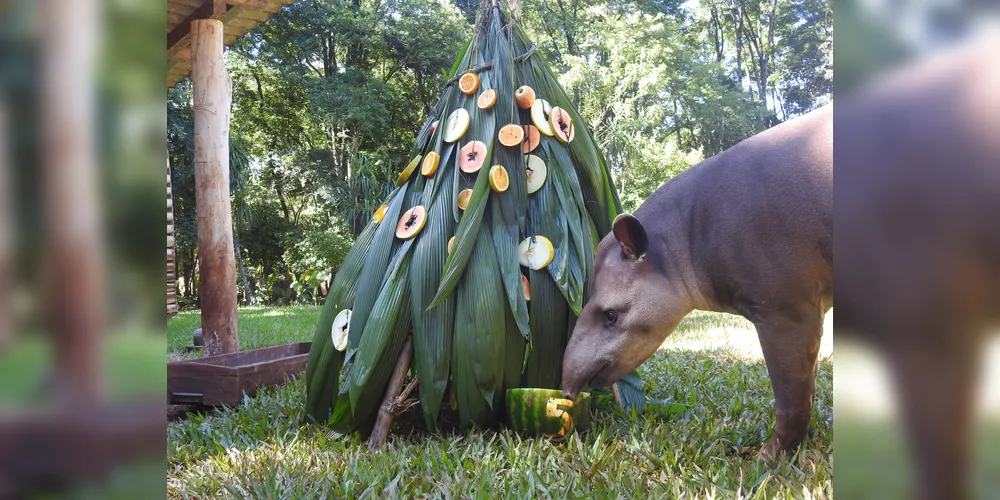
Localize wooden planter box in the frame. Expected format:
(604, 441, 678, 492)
(168, 342, 311, 406)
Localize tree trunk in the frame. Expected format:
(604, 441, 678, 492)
(233, 225, 251, 305)
(192, 19, 239, 356)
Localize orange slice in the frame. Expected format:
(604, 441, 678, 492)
(522, 125, 541, 153)
(515, 86, 535, 109)
(458, 72, 480, 95)
(459, 141, 488, 173)
(372, 204, 389, 224)
(457, 189, 473, 210)
(422, 151, 441, 176)
(498, 124, 525, 147)
(448, 236, 455, 254)
(395, 206, 427, 240)
(489, 165, 509, 192)
(478, 89, 497, 109)
(550, 107, 573, 144)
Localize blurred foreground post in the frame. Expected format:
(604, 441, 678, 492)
(191, 17, 238, 355)
(41, 0, 104, 403)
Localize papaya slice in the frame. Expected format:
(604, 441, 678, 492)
(518, 235, 554, 270)
(395, 154, 422, 186)
(457, 189, 473, 211)
(447, 236, 455, 254)
(489, 165, 509, 192)
(515, 85, 535, 109)
(458, 72, 480, 95)
(530, 99, 554, 136)
(459, 140, 488, 173)
(550, 107, 573, 144)
(444, 108, 470, 143)
(372, 204, 389, 224)
(522, 125, 541, 153)
(430, 120, 439, 136)
(525, 154, 547, 194)
(395, 206, 427, 240)
(478, 89, 497, 109)
(498, 124, 525, 147)
(522, 275, 530, 301)
(422, 151, 441, 176)
(331, 309, 351, 351)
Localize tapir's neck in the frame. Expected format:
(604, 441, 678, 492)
(633, 182, 724, 315)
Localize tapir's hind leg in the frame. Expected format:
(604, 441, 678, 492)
(752, 308, 825, 458)
(884, 330, 980, 500)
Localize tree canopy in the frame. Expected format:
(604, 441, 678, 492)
(167, 0, 831, 307)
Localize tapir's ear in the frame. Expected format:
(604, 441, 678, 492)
(612, 213, 648, 261)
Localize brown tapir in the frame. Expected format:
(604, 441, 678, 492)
(561, 103, 833, 458)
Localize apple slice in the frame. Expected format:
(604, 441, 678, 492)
(331, 309, 351, 351)
(525, 154, 547, 194)
(530, 99, 554, 136)
(443, 108, 470, 143)
(518, 235, 555, 270)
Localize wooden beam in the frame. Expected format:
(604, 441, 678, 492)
(192, 18, 239, 356)
(167, 0, 229, 50)
(226, 0, 284, 13)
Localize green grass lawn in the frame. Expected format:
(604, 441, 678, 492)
(168, 307, 832, 498)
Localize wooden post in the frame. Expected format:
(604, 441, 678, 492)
(0, 102, 10, 349)
(192, 19, 238, 356)
(369, 336, 415, 450)
(41, 0, 104, 403)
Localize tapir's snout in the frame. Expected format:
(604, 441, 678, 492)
(560, 331, 616, 401)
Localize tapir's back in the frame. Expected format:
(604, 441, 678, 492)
(635, 105, 833, 317)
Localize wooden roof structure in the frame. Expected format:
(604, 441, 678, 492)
(167, 0, 293, 88)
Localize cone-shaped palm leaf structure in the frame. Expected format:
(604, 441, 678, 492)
(304, 0, 645, 434)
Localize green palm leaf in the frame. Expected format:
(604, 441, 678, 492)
(410, 163, 458, 428)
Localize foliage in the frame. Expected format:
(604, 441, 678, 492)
(165, 0, 832, 306)
(168, 308, 833, 498)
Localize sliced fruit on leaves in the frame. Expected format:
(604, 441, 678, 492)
(444, 108, 470, 143)
(459, 140, 488, 173)
(346, 185, 407, 362)
(478, 88, 497, 109)
(458, 71, 480, 95)
(304, 218, 380, 424)
(372, 204, 389, 224)
(396, 154, 422, 186)
(518, 235, 554, 270)
(395, 206, 427, 240)
(422, 151, 441, 176)
(498, 124, 524, 147)
(525, 154, 547, 194)
(409, 164, 457, 428)
(522, 125, 540, 153)
(515, 85, 535, 109)
(530, 99, 554, 136)
(331, 309, 351, 351)
(550, 107, 573, 144)
(489, 165, 509, 192)
(457, 189, 473, 210)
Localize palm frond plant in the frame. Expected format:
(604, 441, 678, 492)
(304, 0, 645, 438)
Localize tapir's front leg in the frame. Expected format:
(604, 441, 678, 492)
(752, 308, 824, 457)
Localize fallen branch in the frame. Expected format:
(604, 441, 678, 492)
(611, 383, 622, 407)
(368, 336, 414, 451)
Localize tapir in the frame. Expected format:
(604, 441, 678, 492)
(834, 39, 1000, 500)
(561, 103, 833, 458)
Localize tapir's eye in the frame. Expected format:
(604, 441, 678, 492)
(604, 309, 618, 325)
